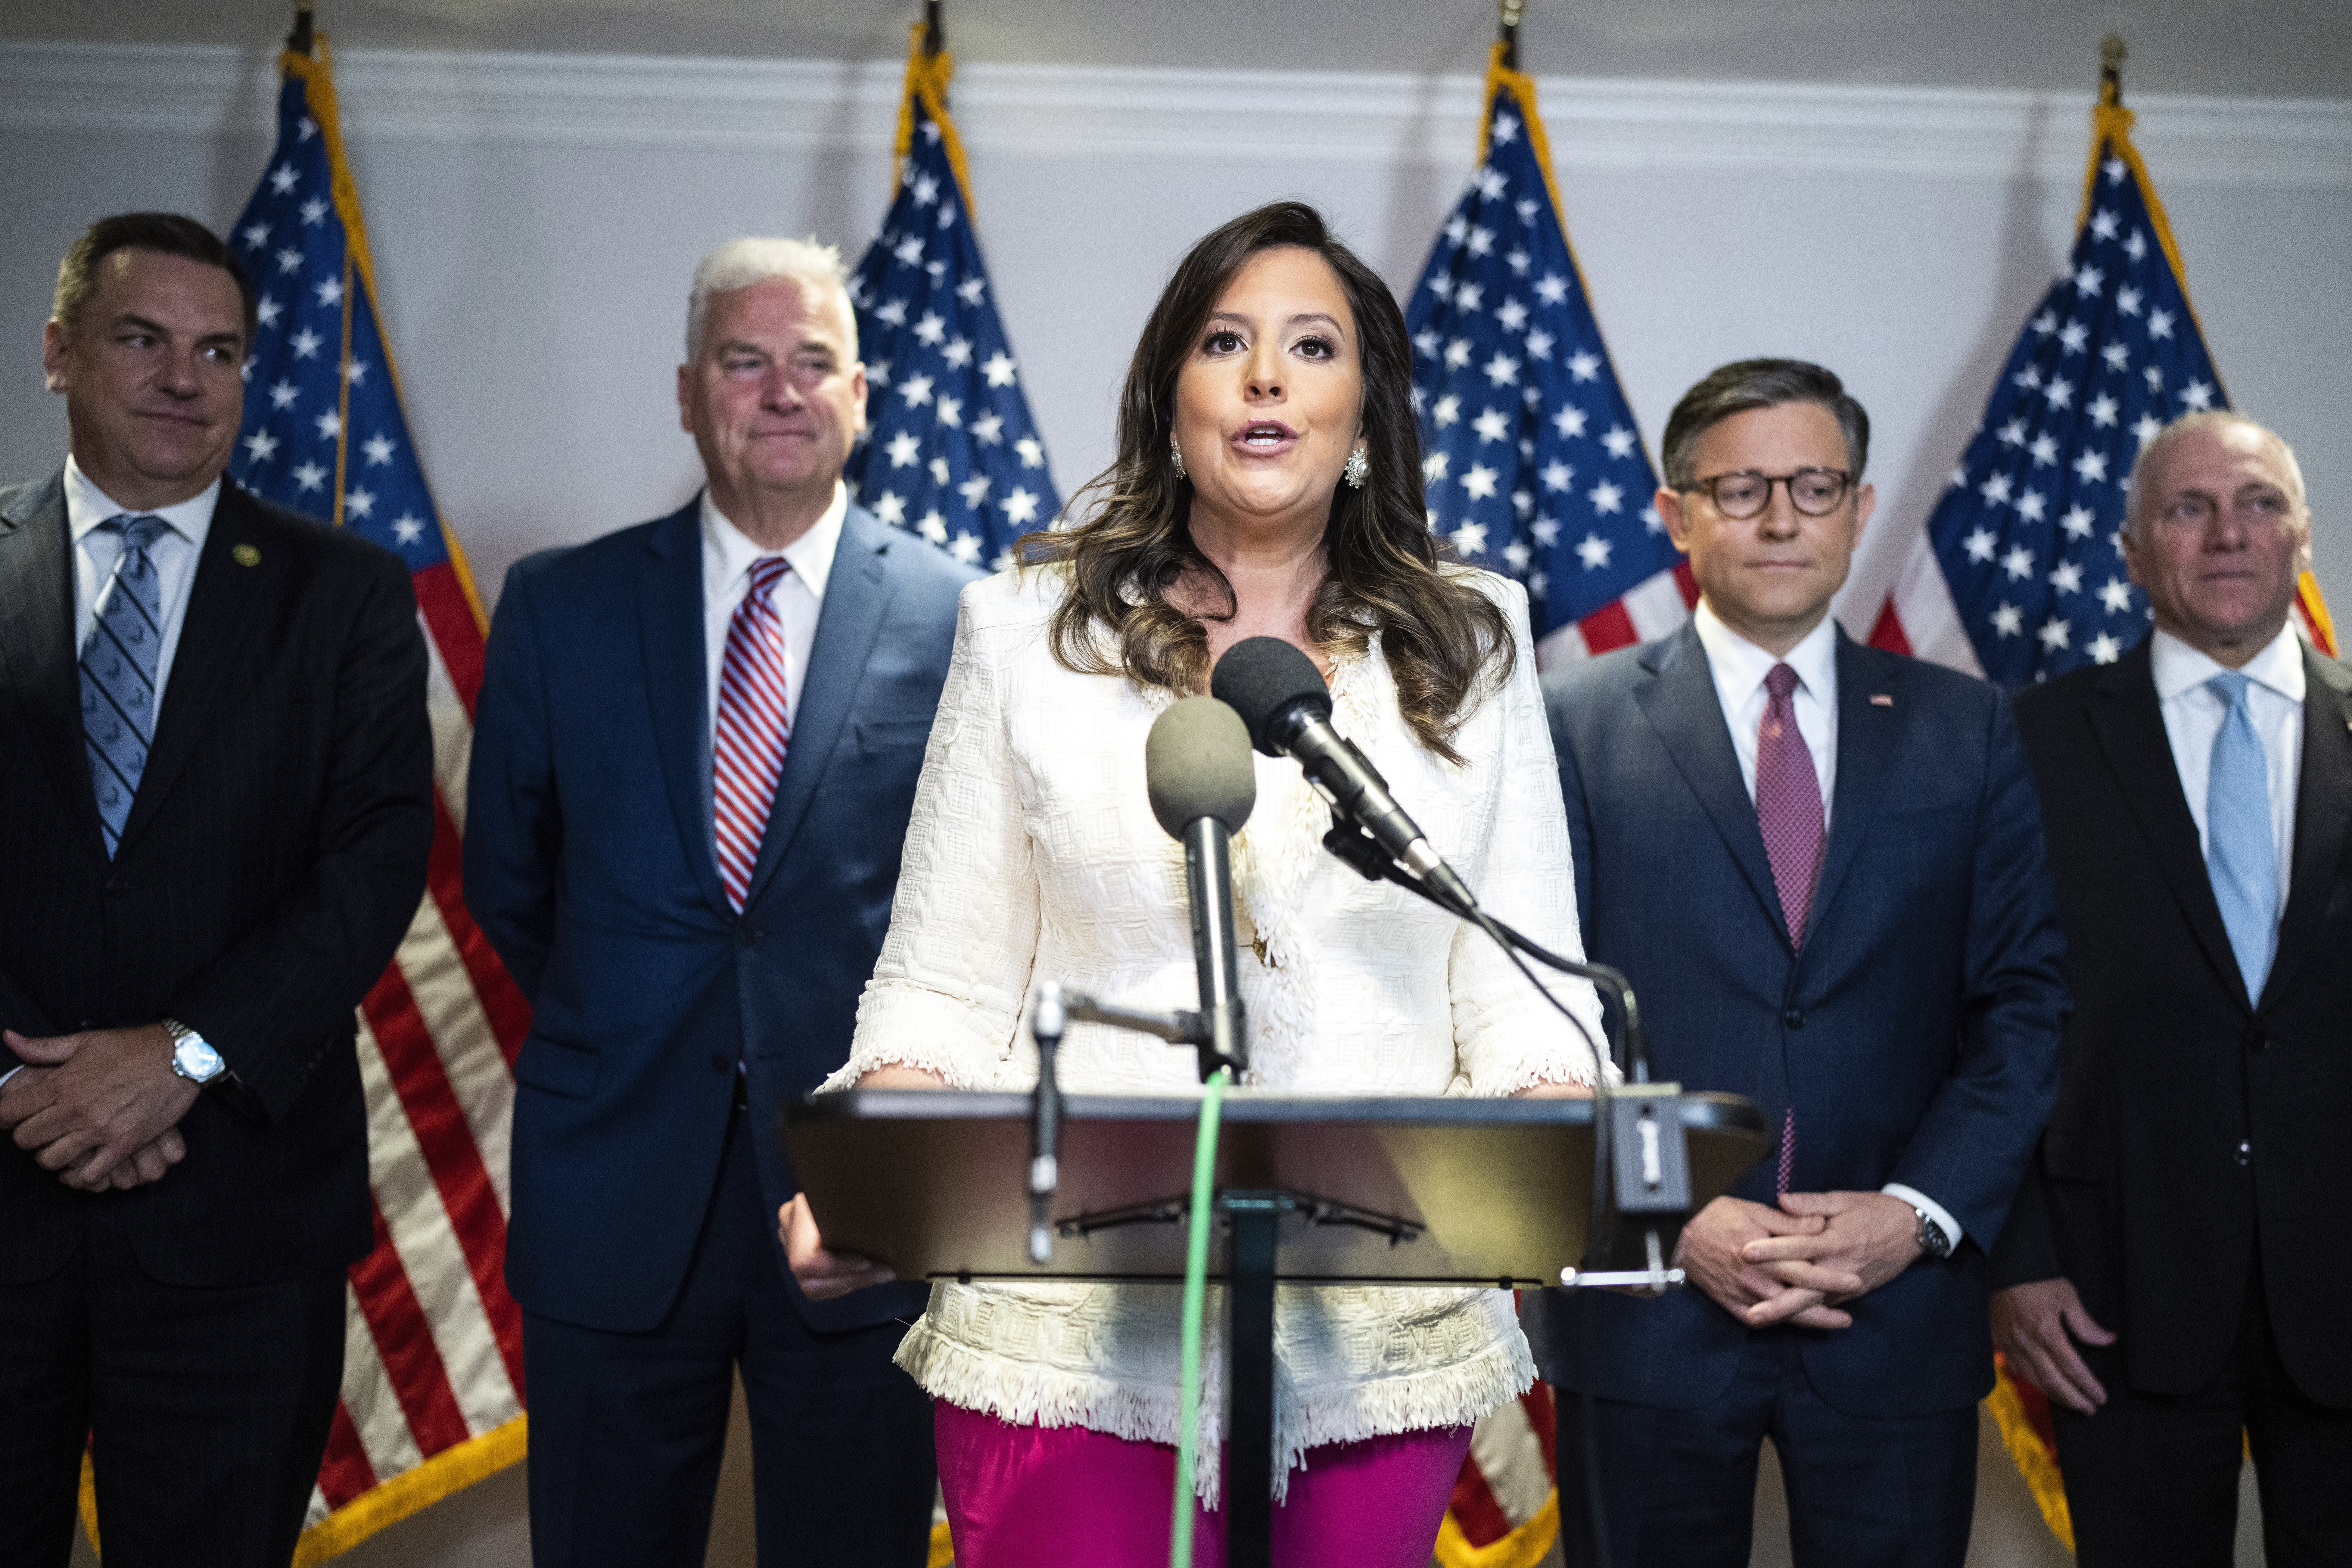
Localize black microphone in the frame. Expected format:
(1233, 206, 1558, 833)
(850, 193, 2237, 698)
(1210, 637, 1478, 912)
(1145, 697, 1254, 1077)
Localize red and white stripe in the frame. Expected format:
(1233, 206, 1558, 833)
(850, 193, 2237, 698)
(1534, 563, 1700, 670)
(295, 559, 533, 1536)
(714, 556, 795, 913)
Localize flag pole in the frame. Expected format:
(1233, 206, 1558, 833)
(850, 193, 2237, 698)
(2098, 32, 2125, 109)
(1497, 0, 1524, 71)
(287, 0, 315, 60)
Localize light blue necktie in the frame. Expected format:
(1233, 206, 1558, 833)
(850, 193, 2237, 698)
(79, 514, 169, 857)
(2205, 671, 2277, 999)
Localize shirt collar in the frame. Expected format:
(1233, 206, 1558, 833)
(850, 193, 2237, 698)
(700, 481, 848, 605)
(64, 455, 220, 549)
(2150, 623, 2306, 706)
(1692, 598, 1840, 709)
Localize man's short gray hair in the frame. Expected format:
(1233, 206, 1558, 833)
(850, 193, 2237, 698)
(685, 236, 857, 362)
(2125, 410, 2308, 535)
(1659, 358, 1869, 490)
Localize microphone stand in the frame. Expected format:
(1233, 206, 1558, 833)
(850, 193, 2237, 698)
(1317, 813, 1692, 1285)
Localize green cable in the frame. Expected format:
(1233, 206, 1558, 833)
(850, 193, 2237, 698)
(1169, 1065, 1231, 1568)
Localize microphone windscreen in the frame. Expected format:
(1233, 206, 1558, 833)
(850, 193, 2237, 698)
(1145, 697, 1256, 839)
(1210, 637, 1330, 757)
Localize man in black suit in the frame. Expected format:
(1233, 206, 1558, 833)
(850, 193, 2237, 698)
(1529, 360, 2066, 1567)
(0, 214, 433, 1566)
(1989, 412, 2352, 1566)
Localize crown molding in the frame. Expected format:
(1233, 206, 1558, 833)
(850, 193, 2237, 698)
(3, 41, 2345, 189)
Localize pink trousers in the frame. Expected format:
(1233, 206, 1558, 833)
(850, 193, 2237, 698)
(933, 1399, 1473, 1568)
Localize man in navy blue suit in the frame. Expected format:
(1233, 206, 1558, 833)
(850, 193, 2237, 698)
(467, 237, 979, 1567)
(1526, 360, 2067, 1567)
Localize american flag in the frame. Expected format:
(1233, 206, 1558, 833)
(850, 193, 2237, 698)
(1875, 96, 2335, 677)
(221, 40, 530, 1556)
(1406, 44, 1691, 668)
(843, 30, 1060, 572)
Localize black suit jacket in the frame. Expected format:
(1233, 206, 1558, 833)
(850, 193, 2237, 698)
(0, 472, 434, 1289)
(1989, 637, 2352, 1407)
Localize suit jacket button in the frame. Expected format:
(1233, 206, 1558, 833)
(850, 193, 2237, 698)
(2244, 1031, 2271, 1053)
(2234, 1139, 2252, 1166)
(1782, 1007, 1805, 1030)
(102, 874, 127, 895)
(736, 926, 759, 949)
(710, 1053, 732, 1075)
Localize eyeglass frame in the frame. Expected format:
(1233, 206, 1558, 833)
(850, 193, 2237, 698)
(1681, 467, 1857, 520)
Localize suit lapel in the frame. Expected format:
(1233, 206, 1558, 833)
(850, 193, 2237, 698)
(1632, 623, 1788, 943)
(113, 487, 276, 860)
(635, 499, 733, 920)
(1805, 633, 1895, 940)
(2088, 643, 2250, 1009)
(0, 475, 106, 864)
(741, 506, 897, 911)
(2261, 649, 2352, 1010)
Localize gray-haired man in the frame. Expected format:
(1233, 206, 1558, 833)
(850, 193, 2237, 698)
(467, 238, 979, 1565)
(1989, 412, 2352, 1566)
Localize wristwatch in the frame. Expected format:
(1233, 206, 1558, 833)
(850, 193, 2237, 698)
(1911, 1205, 1954, 1261)
(161, 1017, 226, 1085)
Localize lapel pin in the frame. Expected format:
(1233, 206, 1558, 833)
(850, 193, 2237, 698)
(233, 544, 260, 567)
(1869, 693, 1894, 707)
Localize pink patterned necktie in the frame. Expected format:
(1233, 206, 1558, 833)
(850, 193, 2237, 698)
(714, 555, 794, 912)
(1755, 662, 1822, 1193)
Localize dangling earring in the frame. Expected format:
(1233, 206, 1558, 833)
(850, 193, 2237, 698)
(1343, 447, 1369, 489)
(1169, 435, 1187, 480)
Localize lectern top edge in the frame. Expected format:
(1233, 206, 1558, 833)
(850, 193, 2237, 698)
(787, 1087, 1770, 1136)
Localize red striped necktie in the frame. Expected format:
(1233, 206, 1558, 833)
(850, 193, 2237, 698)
(714, 555, 794, 912)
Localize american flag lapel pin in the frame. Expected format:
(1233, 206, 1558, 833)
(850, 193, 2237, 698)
(1870, 693, 1894, 707)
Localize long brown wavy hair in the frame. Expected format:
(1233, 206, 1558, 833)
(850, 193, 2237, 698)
(1021, 201, 1512, 764)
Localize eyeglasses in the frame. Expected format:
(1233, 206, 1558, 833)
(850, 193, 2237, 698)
(1685, 468, 1853, 520)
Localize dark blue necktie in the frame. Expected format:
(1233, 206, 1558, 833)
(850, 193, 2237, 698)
(80, 514, 169, 857)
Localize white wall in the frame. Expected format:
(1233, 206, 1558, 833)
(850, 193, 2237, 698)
(13, 41, 2335, 1567)
(3, 45, 2348, 634)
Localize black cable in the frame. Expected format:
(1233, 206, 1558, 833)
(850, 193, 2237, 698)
(1320, 815, 1623, 1568)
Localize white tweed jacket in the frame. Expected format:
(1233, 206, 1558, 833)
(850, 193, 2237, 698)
(826, 565, 1606, 1502)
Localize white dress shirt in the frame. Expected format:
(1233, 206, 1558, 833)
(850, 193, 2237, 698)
(1690, 600, 1962, 1247)
(699, 483, 844, 741)
(2151, 625, 2304, 921)
(5, 465, 224, 1092)
(68, 456, 218, 705)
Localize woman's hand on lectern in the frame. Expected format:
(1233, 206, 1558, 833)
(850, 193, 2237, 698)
(779, 1193, 898, 1301)
(779, 1065, 951, 1299)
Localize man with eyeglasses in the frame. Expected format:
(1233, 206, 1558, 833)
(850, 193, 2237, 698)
(1986, 413, 2352, 1565)
(1523, 359, 2066, 1567)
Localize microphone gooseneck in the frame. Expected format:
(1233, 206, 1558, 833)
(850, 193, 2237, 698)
(1144, 697, 1254, 1078)
(1210, 637, 1479, 911)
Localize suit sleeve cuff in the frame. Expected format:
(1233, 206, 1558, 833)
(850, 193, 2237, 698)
(1881, 1183, 1964, 1250)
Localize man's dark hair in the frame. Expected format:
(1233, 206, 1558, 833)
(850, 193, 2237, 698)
(1660, 358, 1869, 489)
(52, 212, 259, 343)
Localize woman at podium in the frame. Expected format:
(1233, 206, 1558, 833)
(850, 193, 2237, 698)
(788, 201, 1604, 1566)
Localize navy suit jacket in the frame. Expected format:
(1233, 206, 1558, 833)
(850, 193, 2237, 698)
(1524, 622, 2066, 1418)
(466, 498, 978, 1335)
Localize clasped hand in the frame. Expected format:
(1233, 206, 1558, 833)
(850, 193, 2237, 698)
(1675, 1189, 1923, 1330)
(0, 1026, 198, 1192)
